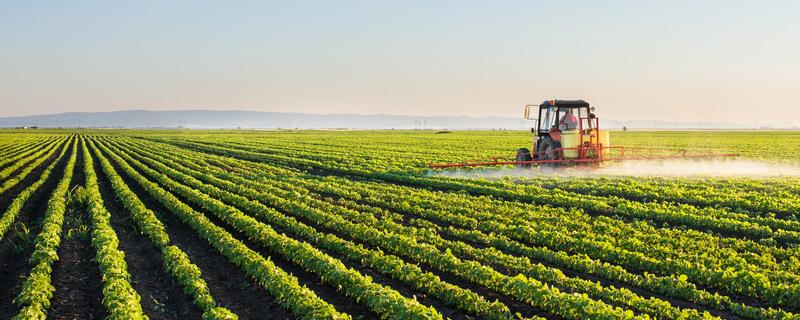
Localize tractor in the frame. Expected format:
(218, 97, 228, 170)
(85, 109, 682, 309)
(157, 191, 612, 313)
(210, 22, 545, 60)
(517, 99, 607, 167)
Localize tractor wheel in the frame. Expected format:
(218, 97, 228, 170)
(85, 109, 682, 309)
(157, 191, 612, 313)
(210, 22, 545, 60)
(538, 138, 562, 167)
(515, 148, 533, 168)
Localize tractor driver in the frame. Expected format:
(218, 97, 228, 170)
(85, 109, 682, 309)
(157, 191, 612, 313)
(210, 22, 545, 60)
(560, 109, 578, 131)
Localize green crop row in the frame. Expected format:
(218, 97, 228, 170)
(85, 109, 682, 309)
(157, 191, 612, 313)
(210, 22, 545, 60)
(518, 176, 800, 218)
(82, 138, 149, 320)
(13, 138, 78, 319)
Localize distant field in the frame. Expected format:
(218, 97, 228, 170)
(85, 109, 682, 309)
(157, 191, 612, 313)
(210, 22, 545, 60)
(613, 130, 800, 162)
(1, 129, 799, 320)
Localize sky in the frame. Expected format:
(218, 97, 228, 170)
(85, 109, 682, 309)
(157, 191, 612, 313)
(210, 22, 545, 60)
(1, 1, 798, 125)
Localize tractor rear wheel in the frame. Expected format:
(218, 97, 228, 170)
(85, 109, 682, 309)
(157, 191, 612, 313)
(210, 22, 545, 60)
(515, 148, 533, 168)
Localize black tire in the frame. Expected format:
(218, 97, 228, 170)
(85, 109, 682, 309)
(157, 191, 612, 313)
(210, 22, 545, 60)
(515, 148, 533, 168)
(537, 138, 562, 167)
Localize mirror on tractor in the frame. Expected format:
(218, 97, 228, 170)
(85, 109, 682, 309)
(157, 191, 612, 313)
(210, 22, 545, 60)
(524, 104, 538, 120)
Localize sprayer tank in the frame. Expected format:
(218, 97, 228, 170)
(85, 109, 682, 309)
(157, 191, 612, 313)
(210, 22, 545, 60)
(561, 130, 610, 159)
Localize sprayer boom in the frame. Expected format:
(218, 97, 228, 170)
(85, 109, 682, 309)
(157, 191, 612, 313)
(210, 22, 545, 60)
(427, 99, 739, 170)
(428, 147, 740, 169)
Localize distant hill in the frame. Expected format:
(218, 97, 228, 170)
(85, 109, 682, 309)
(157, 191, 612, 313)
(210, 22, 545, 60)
(0, 110, 756, 130)
(0, 110, 528, 129)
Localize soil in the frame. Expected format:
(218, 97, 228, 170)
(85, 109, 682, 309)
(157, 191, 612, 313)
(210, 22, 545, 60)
(47, 234, 108, 320)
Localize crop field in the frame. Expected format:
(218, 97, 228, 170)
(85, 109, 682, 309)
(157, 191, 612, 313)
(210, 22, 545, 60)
(1, 129, 800, 320)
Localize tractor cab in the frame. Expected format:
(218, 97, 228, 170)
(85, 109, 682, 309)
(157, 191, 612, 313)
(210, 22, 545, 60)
(518, 99, 608, 166)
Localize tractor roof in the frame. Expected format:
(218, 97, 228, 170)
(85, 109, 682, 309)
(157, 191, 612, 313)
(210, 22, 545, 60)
(540, 100, 590, 108)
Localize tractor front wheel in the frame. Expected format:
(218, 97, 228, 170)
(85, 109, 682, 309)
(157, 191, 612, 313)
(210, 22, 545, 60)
(516, 148, 533, 168)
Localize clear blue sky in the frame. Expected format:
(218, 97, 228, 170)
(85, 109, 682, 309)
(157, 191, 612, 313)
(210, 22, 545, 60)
(2, 1, 798, 125)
